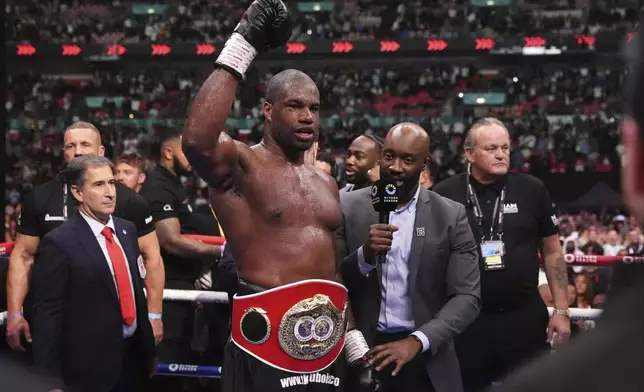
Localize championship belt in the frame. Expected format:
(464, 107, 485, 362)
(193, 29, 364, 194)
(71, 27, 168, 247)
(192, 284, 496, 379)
(230, 279, 348, 373)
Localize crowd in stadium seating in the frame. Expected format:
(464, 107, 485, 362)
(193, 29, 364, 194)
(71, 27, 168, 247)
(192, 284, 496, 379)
(5, 63, 625, 192)
(6, 0, 642, 43)
(553, 210, 644, 314)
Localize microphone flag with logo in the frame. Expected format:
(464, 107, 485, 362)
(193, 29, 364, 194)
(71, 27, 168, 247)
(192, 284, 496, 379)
(371, 179, 399, 264)
(371, 179, 399, 214)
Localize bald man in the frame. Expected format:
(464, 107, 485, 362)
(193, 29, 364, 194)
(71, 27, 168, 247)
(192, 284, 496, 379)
(343, 135, 382, 192)
(337, 122, 480, 392)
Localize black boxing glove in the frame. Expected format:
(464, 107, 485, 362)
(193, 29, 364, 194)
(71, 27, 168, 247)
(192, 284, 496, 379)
(345, 329, 383, 392)
(216, 0, 292, 79)
(348, 358, 383, 392)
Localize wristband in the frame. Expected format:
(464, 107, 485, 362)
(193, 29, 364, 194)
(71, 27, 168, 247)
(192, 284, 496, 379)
(148, 313, 162, 320)
(215, 33, 258, 79)
(7, 312, 24, 323)
(345, 329, 370, 366)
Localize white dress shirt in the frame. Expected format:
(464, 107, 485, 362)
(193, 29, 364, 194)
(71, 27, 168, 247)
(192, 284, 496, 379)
(80, 211, 137, 338)
(357, 186, 431, 352)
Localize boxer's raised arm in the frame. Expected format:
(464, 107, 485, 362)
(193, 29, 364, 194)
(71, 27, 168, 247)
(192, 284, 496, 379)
(182, 70, 240, 188)
(182, 0, 292, 188)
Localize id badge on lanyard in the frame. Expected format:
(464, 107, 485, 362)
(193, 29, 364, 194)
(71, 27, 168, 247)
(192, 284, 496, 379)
(467, 175, 506, 271)
(481, 240, 505, 270)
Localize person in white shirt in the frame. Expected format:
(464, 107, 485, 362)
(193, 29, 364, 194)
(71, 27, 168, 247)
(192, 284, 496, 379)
(602, 230, 624, 256)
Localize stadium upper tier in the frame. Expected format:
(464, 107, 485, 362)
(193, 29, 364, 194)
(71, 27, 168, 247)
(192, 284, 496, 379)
(6, 0, 641, 43)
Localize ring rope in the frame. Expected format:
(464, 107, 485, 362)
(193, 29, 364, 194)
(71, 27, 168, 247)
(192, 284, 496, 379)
(155, 363, 222, 378)
(0, 236, 615, 379)
(2, 239, 641, 266)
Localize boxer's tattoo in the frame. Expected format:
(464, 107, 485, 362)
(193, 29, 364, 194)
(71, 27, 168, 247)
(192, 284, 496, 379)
(550, 255, 569, 290)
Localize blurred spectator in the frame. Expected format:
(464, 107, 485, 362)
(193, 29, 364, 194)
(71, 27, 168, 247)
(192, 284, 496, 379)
(314, 151, 336, 177)
(580, 227, 606, 256)
(573, 273, 594, 308)
(603, 229, 625, 255)
(625, 228, 644, 255)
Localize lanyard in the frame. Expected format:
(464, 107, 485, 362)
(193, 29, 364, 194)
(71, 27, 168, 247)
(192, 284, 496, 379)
(466, 174, 506, 240)
(62, 183, 68, 221)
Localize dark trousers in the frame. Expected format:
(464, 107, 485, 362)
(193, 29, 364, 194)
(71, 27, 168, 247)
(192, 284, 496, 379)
(455, 300, 549, 392)
(373, 332, 435, 392)
(147, 279, 199, 392)
(111, 339, 146, 392)
(147, 339, 200, 392)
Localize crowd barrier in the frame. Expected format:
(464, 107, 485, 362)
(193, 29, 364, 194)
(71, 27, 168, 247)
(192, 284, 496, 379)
(0, 235, 630, 379)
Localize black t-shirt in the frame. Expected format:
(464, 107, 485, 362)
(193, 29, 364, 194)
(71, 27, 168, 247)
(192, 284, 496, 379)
(433, 172, 559, 310)
(139, 166, 205, 281)
(17, 176, 154, 238)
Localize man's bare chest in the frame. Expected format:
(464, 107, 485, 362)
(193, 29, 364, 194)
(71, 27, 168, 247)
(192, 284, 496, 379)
(247, 169, 341, 229)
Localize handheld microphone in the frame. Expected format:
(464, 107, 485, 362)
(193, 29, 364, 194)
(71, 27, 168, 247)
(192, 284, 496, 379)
(370, 179, 400, 264)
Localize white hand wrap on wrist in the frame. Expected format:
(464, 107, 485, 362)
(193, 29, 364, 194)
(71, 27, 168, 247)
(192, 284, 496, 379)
(345, 329, 370, 366)
(215, 33, 258, 78)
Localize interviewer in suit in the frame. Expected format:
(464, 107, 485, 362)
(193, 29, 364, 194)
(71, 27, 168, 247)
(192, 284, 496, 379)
(32, 155, 156, 392)
(337, 123, 481, 392)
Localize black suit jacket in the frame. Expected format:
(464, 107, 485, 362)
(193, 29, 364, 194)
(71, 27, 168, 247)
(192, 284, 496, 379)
(32, 212, 156, 391)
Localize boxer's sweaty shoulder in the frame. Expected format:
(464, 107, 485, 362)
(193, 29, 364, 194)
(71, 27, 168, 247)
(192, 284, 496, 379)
(210, 144, 342, 288)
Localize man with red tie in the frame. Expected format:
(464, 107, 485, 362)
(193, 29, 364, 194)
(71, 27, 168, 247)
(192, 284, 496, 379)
(31, 155, 156, 392)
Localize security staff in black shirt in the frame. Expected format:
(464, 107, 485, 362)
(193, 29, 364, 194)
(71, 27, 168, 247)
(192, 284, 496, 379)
(432, 118, 571, 392)
(497, 31, 644, 391)
(139, 128, 222, 392)
(5, 121, 164, 352)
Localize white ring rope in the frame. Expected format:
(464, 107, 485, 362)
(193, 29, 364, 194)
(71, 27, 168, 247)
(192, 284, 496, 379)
(156, 289, 230, 304)
(0, 288, 602, 327)
(0, 289, 230, 327)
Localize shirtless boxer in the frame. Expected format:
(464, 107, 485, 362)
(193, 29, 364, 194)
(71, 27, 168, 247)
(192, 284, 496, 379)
(182, 1, 379, 391)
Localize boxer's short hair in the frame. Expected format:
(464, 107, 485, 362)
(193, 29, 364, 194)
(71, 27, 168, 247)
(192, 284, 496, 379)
(65, 121, 101, 139)
(362, 134, 384, 152)
(159, 127, 183, 145)
(115, 153, 146, 173)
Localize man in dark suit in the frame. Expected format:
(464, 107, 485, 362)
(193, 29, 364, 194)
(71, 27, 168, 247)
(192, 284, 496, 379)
(32, 155, 156, 391)
(337, 123, 481, 392)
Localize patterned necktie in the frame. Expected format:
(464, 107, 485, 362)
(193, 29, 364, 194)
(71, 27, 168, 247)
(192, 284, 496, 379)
(101, 227, 135, 326)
